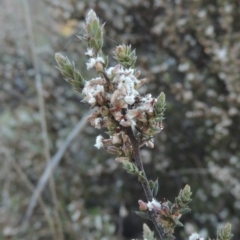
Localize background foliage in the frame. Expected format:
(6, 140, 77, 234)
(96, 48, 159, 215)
(0, 0, 239, 239)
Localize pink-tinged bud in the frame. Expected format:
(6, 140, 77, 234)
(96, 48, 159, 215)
(145, 140, 154, 149)
(95, 93, 105, 105)
(134, 70, 141, 78)
(102, 138, 113, 146)
(122, 144, 132, 156)
(138, 200, 148, 212)
(112, 64, 121, 74)
(159, 122, 164, 130)
(112, 134, 122, 145)
(110, 89, 122, 105)
(107, 146, 119, 155)
(135, 78, 148, 89)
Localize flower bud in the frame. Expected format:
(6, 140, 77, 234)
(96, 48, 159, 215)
(99, 106, 109, 116)
(122, 144, 132, 156)
(154, 92, 166, 122)
(95, 61, 104, 72)
(86, 9, 99, 25)
(138, 200, 148, 212)
(113, 44, 137, 68)
(55, 53, 69, 67)
(95, 93, 105, 105)
(107, 146, 120, 155)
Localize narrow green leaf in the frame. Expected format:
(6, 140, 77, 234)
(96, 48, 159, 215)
(173, 218, 183, 227)
(178, 207, 191, 214)
(152, 178, 159, 197)
(135, 211, 151, 220)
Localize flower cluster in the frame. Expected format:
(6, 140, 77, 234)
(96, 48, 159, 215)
(137, 185, 192, 239)
(55, 10, 166, 162)
(55, 9, 233, 240)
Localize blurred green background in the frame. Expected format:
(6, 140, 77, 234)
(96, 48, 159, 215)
(0, 0, 240, 239)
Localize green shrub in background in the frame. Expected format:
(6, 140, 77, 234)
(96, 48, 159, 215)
(55, 9, 233, 240)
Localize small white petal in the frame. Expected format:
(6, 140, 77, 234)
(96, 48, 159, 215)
(124, 95, 135, 105)
(147, 198, 161, 211)
(85, 48, 94, 57)
(152, 198, 161, 210)
(86, 58, 96, 70)
(106, 67, 114, 76)
(94, 135, 104, 149)
(88, 96, 96, 105)
(189, 233, 204, 240)
(96, 56, 105, 64)
(95, 85, 104, 93)
(119, 119, 132, 127)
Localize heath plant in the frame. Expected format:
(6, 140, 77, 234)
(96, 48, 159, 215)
(55, 10, 233, 240)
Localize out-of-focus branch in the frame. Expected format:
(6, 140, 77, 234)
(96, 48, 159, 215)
(22, 0, 63, 238)
(21, 110, 92, 232)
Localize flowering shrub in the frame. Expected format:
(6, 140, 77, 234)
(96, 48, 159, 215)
(55, 9, 233, 240)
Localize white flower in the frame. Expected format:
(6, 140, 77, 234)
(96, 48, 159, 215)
(95, 84, 104, 93)
(147, 198, 161, 211)
(86, 56, 105, 70)
(106, 67, 114, 77)
(85, 48, 94, 57)
(96, 55, 105, 64)
(86, 58, 96, 70)
(189, 233, 204, 240)
(94, 135, 104, 149)
(116, 75, 139, 98)
(82, 81, 105, 105)
(87, 95, 96, 105)
(138, 94, 155, 112)
(124, 95, 135, 105)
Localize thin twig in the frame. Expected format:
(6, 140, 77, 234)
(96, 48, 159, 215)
(123, 127, 165, 240)
(22, 0, 64, 239)
(21, 110, 93, 231)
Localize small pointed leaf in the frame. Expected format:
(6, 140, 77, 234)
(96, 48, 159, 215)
(173, 218, 184, 227)
(135, 211, 151, 220)
(152, 178, 159, 197)
(179, 207, 191, 214)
